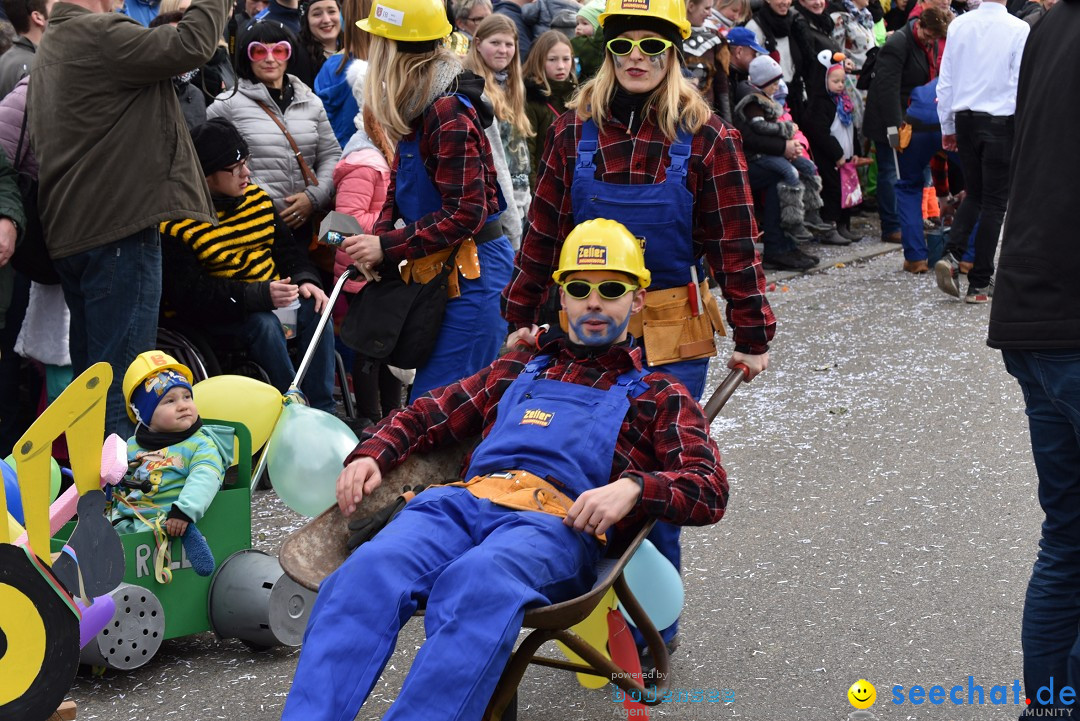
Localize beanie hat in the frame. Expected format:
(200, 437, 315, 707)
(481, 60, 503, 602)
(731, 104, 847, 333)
(190, 118, 250, 177)
(131, 369, 193, 426)
(603, 14, 684, 53)
(748, 55, 784, 89)
(577, 0, 605, 30)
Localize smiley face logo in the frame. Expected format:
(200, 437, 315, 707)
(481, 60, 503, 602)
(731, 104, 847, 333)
(848, 679, 876, 709)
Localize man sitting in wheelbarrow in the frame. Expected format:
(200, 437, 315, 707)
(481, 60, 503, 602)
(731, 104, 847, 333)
(282, 218, 730, 721)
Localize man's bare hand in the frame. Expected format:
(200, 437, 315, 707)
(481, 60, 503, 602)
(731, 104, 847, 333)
(336, 456, 382, 515)
(729, 351, 768, 381)
(564, 477, 641, 536)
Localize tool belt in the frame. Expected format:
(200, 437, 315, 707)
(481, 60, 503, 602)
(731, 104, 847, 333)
(401, 238, 482, 299)
(443, 470, 606, 542)
(627, 281, 726, 366)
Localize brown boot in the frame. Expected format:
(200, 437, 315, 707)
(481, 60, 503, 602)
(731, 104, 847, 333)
(882, 230, 902, 243)
(903, 259, 929, 274)
(959, 261, 973, 274)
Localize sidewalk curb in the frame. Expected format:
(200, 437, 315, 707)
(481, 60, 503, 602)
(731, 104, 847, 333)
(764, 242, 902, 283)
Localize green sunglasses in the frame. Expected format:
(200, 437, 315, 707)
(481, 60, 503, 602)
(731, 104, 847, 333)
(606, 36, 675, 57)
(561, 279, 639, 301)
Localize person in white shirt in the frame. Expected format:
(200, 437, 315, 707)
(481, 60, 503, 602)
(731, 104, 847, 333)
(932, 0, 1028, 303)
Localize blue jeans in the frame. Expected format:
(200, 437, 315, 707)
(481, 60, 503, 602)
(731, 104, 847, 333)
(747, 161, 796, 256)
(1002, 349, 1080, 715)
(896, 132, 962, 261)
(54, 228, 162, 438)
(753, 154, 816, 187)
(213, 296, 336, 412)
(283, 487, 599, 721)
(874, 140, 900, 234)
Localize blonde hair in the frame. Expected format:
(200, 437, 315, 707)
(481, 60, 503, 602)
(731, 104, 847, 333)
(522, 30, 577, 98)
(716, 0, 752, 23)
(569, 42, 713, 140)
(159, 0, 188, 14)
(464, 14, 534, 137)
(364, 35, 464, 142)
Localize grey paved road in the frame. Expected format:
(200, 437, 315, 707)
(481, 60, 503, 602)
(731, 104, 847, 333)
(70, 243, 1040, 721)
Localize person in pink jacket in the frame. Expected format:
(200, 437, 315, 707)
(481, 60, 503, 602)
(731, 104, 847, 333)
(331, 58, 402, 426)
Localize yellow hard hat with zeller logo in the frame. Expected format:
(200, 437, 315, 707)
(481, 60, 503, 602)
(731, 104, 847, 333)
(599, 0, 693, 40)
(553, 219, 651, 289)
(357, 0, 452, 43)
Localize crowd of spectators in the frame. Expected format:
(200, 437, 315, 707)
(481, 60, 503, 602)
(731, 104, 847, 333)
(0, 0, 1037, 457)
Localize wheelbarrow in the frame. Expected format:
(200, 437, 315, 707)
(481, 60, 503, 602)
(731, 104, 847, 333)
(278, 364, 749, 719)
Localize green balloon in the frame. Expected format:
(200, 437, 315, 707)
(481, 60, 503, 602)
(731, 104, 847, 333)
(4, 453, 63, 504)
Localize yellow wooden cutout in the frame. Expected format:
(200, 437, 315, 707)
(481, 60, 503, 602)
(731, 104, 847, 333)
(0, 581, 48, 705)
(12, 363, 111, 563)
(556, 587, 618, 689)
(5, 511, 24, 546)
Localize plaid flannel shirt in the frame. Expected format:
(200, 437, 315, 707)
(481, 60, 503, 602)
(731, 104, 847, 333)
(373, 94, 501, 265)
(349, 337, 728, 529)
(502, 111, 776, 355)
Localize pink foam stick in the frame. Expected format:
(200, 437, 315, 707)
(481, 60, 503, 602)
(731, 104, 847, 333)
(14, 434, 128, 546)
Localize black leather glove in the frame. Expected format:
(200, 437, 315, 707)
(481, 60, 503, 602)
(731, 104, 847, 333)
(346, 483, 429, 551)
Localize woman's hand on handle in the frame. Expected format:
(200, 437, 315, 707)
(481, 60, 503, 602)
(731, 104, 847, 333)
(729, 351, 768, 381)
(342, 234, 385, 269)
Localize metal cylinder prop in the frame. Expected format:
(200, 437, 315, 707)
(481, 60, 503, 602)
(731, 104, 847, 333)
(208, 549, 315, 648)
(80, 583, 165, 670)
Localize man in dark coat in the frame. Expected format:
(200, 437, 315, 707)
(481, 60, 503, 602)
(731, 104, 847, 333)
(862, 8, 949, 242)
(987, 0, 1080, 715)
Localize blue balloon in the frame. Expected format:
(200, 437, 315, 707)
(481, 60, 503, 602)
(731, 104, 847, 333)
(619, 539, 684, 630)
(2, 459, 22, 526)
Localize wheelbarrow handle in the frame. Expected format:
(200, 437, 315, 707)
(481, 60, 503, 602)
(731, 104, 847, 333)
(702, 363, 749, 423)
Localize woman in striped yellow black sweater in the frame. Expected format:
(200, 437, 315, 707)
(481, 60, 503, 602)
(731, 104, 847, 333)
(158, 118, 338, 412)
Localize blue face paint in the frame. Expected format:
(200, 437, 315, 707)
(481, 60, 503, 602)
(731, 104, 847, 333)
(569, 310, 632, 347)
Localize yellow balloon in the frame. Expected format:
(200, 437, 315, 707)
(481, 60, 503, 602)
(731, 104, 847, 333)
(0, 582, 47, 705)
(193, 375, 283, 454)
(557, 587, 618, 689)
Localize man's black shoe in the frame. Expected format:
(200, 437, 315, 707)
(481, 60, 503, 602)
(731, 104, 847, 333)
(763, 249, 817, 271)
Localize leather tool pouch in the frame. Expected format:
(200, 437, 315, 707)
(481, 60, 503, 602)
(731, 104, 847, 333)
(402, 238, 481, 299)
(628, 282, 726, 366)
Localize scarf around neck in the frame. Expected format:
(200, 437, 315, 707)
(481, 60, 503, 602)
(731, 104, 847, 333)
(135, 417, 204, 451)
(757, 4, 794, 40)
(796, 2, 836, 34)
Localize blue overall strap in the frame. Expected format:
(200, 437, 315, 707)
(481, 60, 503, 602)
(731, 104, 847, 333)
(520, 354, 554, 379)
(665, 128, 692, 184)
(576, 119, 600, 173)
(613, 364, 651, 399)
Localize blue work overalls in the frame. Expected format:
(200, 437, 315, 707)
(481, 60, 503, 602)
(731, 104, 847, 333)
(283, 356, 648, 721)
(571, 119, 706, 642)
(395, 94, 514, 400)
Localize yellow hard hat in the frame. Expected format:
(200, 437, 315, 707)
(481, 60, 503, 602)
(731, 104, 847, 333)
(599, 0, 692, 41)
(357, 0, 452, 43)
(554, 219, 651, 289)
(122, 351, 194, 423)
